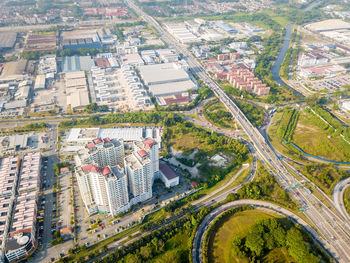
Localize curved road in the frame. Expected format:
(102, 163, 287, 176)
(192, 200, 331, 263)
(333, 178, 350, 222)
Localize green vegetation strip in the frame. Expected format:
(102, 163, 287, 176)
(205, 208, 328, 263)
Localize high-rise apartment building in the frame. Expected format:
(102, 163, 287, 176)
(76, 164, 129, 216)
(75, 137, 160, 216)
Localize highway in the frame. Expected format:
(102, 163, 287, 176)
(333, 178, 350, 223)
(124, 0, 350, 261)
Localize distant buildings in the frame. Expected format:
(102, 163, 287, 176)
(164, 23, 198, 44)
(298, 52, 329, 67)
(227, 68, 270, 96)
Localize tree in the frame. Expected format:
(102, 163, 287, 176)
(245, 231, 265, 256)
(140, 246, 152, 259)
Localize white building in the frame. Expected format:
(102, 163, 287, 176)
(76, 164, 130, 216)
(75, 137, 160, 216)
(125, 151, 153, 204)
(298, 52, 329, 67)
(82, 138, 125, 168)
(159, 163, 179, 188)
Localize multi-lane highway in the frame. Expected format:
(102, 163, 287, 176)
(124, 0, 350, 261)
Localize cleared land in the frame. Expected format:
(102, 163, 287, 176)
(208, 210, 291, 263)
(268, 108, 350, 162)
(292, 110, 350, 162)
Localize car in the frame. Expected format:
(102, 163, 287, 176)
(60, 253, 65, 257)
(103, 234, 108, 238)
(51, 258, 55, 262)
(85, 242, 90, 247)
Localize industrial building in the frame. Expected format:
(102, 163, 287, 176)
(66, 127, 162, 146)
(214, 22, 238, 34)
(24, 33, 57, 52)
(62, 56, 95, 73)
(38, 55, 56, 78)
(138, 62, 196, 97)
(61, 30, 102, 50)
(0, 32, 17, 50)
(164, 23, 198, 44)
(65, 71, 90, 111)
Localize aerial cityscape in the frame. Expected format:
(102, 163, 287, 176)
(0, 0, 349, 262)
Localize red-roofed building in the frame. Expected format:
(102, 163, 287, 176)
(87, 142, 95, 149)
(82, 164, 93, 172)
(102, 167, 111, 175)
(137, 149, 148, 158)
(144, 139, 155, 149)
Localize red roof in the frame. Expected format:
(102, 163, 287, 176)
(87, 142, 95, 149)
(60, 167, 69, 173)
(93, 138, 102, 144)
(137, 149, 148, 158)
(144, 139, 155, 149)
(191, 181, 198, 186)
(82, 164, 93, 172)
(102, 167, 111, 175)
(91, 166, 101, 173)
(159, 163, 178, 180)
(103, 138, 111, 143)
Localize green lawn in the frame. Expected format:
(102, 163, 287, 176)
(292, 110, 350, 162)
(344, 187, 350, 216)
(208, 210, 283, 263)
(268, 108, 350, 162)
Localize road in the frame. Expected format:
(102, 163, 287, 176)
(124, 0, 350, 261)
(30, 124, 74, 263)
(192, 199, 331, 263)
(333, 178, 350, 223)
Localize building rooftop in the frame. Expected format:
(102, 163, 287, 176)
(138, 63, 189, 85)
(0, 32, 17, 49)
(159, 163, 178, 180)
(306, 19, 350, 32)
(149, 80, 196, 96)
(62, 56, 95, 72)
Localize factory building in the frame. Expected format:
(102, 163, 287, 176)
(138, 62, 196, 97)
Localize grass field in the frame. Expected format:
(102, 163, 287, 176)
(344, 187, 350, 216)
(261, 9, 291, 26)
(268, 108, 350, 162)
(292, 110, 350, 162)
(208, 210, 293, 263)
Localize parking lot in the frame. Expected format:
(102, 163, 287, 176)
(293, 74, 350, 93)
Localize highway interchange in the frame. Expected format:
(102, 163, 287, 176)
(124, 0, 350, 261)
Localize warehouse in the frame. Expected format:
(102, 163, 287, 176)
(0, 32, 17, 50)
(62, 56, 95, 72)
(61, 30, 102, 50)
(138, 63, 196, 96)
(67, 89, 90, 111)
